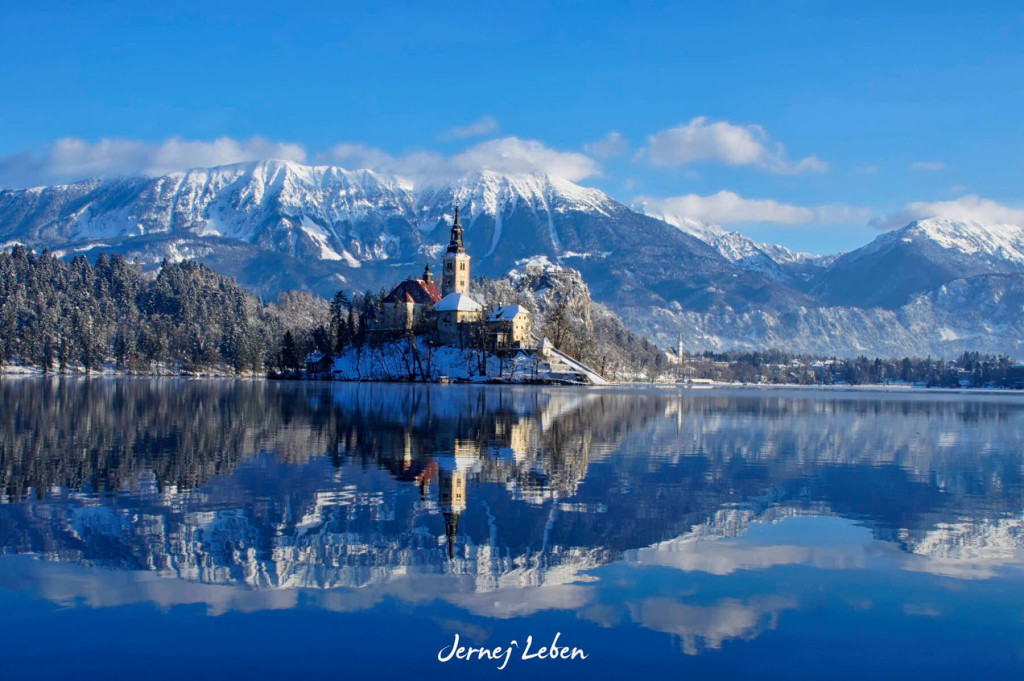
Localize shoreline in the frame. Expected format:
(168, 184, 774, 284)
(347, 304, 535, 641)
(2, 368, 1022, 395)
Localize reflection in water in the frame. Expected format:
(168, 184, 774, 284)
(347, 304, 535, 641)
(1, 378, 1024, 658)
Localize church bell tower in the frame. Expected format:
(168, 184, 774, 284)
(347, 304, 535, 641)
(441, 203, 470, 296)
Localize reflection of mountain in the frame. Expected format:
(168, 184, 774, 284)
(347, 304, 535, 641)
(2, 380, 1024, 610)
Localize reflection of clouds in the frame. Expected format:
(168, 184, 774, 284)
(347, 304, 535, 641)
(308, 570, 597, 620)
(629, 512, 870, 575)
(0, 556, 299, 617)
(634, 541, 816, 574)
(631, 511, 1024, 581)
(0, 554, 598, 621)
(624, 596, 798, 656)
(446, 584, 594, 619)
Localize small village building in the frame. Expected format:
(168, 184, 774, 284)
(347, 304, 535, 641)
(434, 292, 483, 345)
(486, 304, 532, 350)
(381, 265, 442, 331)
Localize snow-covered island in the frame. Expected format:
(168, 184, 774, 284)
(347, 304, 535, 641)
(300, 205, 608, 385)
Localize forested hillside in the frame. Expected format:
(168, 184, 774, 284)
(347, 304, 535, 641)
(0, 247, 669, 378)
(0, 246, 332, 374)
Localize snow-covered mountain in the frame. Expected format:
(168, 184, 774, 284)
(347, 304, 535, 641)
(1, 160, 1022, 358)
(810, 218, 1024, 308)
(634, 204, 835, 286)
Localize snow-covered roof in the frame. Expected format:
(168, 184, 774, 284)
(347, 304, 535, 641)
(434, 292, 483, 312)
(488, 304, 529, 322)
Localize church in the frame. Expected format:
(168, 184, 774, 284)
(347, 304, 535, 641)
(380, 205, 533, 349)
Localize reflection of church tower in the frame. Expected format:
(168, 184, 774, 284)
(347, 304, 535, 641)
(438, 466, 466, 559)
(441, 204, 470, 296)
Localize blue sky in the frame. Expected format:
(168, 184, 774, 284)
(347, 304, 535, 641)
(1, 1, 1022, 253)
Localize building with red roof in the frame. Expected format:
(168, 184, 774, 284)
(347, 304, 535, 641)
(381, 264, 443, 331)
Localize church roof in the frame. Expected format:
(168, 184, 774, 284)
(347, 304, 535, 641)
(383, 278, 442, 305)
(488, 304, 528, 322)
(434, 292, 483, 312)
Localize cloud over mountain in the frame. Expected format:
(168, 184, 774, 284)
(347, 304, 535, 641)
(640, 117, 828, 175)
(636, 190, 860, 227)
(326, 136, 599, 185)
(0, 136, 307, 188)
(871, 195, 1024, 230)
(0, 134, 600, 190)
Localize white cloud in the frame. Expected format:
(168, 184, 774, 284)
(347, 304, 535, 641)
(636, 190, 862, 227)
(0, 136, 307, 188)
(453, 137, 598, 181)
(910, 161, 946, 171)
(871, 195, 1024, 230)
(326, 136, 599, 185)
(0, 134, 597, 189)
(641, 116, 828, 174)
(584, 131, 629, 159)
(625, 596, 798, 656)
(438, 115, 499, 141)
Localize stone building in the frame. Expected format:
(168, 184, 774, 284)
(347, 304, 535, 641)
(486, 304, 532, 349)
(434, 292, 483, 345)
(381, 265, 442, 331)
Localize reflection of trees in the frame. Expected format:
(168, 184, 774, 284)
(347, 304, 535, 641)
(0, 378, 344, 498)
(1, 381, 1023, 592)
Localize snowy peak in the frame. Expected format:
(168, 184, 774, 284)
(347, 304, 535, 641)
(634, 201, 833, 283)
(417, 170, 619, 226)
(811, 217, 1024, 309)
(899, 218, 1024, 263)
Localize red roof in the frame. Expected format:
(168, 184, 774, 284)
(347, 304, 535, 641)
(383, 279, 442, 305)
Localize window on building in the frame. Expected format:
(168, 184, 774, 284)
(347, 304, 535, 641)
(459, 261, 466, 271)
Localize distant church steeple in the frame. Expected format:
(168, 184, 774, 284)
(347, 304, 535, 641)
(422, 263, 433, 284)
(447, 203, 466, 253)
(442, 202, 470, 295)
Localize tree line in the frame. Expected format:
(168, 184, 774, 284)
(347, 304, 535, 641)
(4, 246, 1012, 384)
(682, 349, 1020, 387)
(0, 246, 340, 374)
(1, 247, 664, 378)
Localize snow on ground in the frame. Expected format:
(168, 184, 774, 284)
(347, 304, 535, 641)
(330, 338, 544, 382)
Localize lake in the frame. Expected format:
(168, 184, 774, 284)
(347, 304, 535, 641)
(1, 378, 1023, 680)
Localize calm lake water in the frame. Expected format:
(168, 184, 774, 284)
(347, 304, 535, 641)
(1, 379, 1024, 680)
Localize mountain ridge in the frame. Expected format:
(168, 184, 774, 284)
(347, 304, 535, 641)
(2, 159, 1022, 358)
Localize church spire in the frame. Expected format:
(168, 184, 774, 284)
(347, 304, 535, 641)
(442, 201, 470, 295)
(447, 202, 465, 253)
